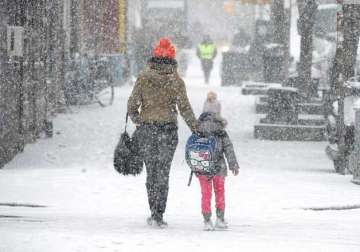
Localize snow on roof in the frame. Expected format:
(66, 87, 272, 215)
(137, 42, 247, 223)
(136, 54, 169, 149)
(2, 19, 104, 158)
(268, 86, 298, 93)
(354, 98, 360, 109)
(317, 4, 338, 10)
(347, 81, 360, 88)
(243, 81, 282, 88)
(265, 43, 283, 49)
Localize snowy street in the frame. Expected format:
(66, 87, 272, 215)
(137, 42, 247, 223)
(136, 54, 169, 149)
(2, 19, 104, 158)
(1, 55, 360, 252)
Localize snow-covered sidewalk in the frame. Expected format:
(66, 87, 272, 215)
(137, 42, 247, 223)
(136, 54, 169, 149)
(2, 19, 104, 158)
(1, 54, 360, 252)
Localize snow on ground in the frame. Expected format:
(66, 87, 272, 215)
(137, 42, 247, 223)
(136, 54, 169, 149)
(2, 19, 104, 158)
(0, 53, 360, 252)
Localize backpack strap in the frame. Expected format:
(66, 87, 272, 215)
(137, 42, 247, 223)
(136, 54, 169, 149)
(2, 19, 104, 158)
(187, 171, 194, 186)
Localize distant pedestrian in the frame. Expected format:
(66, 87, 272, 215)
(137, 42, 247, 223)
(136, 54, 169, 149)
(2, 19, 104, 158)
(203, 91, 227, 126)
(197, 35, 217, 84)
(203, 91, 221, 116)
(127, 38, 198, 228)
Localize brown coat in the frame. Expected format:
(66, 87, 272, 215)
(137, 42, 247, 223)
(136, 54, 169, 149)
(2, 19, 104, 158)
(127, 58, 197, 132)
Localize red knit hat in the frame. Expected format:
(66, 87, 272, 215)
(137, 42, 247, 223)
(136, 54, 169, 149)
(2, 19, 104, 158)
(153, 38, 176, 59)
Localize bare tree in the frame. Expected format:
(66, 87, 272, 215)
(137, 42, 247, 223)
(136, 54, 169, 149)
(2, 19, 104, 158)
(297, 0, 317, 98)
(70, 0, 81, 57)
(331, 4, 360, 174)
(271, 0, 286, 45)
(271, 0, 291, 80)
(343, 4, 360, 80)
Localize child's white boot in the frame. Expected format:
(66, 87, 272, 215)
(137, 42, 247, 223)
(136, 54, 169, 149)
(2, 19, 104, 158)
(215, 218, 228, 229)
(203, 213, 214, 231)
(204, 220, 215, 231)
(215, 209, 228, 229)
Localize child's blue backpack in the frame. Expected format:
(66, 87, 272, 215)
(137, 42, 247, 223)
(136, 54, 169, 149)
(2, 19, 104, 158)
(185, 133, 218, 185)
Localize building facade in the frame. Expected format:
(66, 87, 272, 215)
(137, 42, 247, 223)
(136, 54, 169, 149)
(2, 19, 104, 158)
(0, 0, 65, 167)
(0, 0, 131, 168)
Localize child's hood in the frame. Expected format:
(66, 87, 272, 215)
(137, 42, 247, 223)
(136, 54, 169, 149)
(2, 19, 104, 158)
(198, 112, 227, 135)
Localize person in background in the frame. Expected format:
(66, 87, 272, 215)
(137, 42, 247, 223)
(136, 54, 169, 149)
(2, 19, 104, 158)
(203, 90, 227, 126)
(203, 91, 221, 116)
(197, 35, 217, 84)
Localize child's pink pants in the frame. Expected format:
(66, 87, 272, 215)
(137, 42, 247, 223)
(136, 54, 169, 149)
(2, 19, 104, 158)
(198, 175, 225, 214)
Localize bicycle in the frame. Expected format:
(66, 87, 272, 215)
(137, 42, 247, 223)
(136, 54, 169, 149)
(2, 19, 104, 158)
(64, 55, 115, 107)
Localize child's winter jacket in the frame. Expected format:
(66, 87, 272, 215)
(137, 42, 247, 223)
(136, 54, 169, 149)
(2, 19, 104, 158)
(197, 112, 239, 176)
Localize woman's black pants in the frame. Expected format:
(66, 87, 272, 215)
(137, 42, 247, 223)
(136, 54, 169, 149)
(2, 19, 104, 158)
(136, 123, 178, 221)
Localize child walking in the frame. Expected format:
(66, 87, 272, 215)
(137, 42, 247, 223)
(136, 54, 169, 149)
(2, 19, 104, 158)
(196, 94, 239, 230)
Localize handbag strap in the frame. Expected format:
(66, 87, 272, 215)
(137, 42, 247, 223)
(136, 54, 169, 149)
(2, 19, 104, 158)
(124, 112, 129, 133)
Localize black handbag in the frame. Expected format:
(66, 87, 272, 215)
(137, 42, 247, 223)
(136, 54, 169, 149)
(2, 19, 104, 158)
(113, 114, 143, 176)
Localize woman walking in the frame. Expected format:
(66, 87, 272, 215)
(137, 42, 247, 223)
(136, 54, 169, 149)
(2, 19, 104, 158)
(127, 38, 198, 228)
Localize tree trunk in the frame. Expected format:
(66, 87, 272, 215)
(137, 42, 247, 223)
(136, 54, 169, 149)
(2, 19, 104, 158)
(332, 4, 360, 175)
(343, 4, 360, 80)
(270, 0, 289, 80)
(297, 0, 317, 98)
(271, 0, 290, 80)
(70, 0, 81, 57)
(271, 0, 286, 45)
